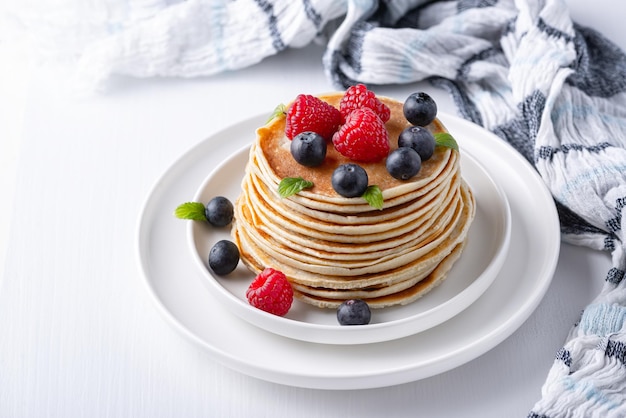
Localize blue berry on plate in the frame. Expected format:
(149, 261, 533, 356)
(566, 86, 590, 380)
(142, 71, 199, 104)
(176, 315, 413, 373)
(386, 147, 421, 180)
(337, 299, 371, 325)
(331, 163, 368, 198)
(205, 196, 234, 227)
(403, 92, 437, 126)
(290, 131, 327, 167)
(208, 240, 240, 275)
(398, 126, 436, 161)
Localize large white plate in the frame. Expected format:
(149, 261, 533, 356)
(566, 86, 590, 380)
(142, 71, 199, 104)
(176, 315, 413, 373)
(136, 112, 560, 390)
(188, 143, 511, 345)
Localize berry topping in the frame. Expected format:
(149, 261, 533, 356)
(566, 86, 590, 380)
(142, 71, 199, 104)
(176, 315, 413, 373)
(208, 240, 240, 276)
(403, 92, 437, 126)
(205, 196, 234, 227)
(285, 94, 342, 141)
(339, 84, 391, 123)
(398, 125, 436, 161)
(246, 268, 293, 316)
(331, 163, 369, 198)
(337, 299, 371, 325)
(332, 107, 390, 163)
(290, 131, 327, 167)
(386, 147, 422, 180)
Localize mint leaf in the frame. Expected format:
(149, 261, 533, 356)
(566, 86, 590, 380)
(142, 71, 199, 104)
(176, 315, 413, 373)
(362, 185, 383, 210)
(174, 202, 207, 220)
(278, 177, 314, 198)
(267, 103, 286, 123)
(434, 132, 459, 152)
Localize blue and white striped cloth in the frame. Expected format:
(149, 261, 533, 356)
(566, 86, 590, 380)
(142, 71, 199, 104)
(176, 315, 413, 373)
(13, 0, 625, 415)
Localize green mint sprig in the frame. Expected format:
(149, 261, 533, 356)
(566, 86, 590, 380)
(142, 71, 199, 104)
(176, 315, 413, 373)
(278, 177, 314, 198)
(267, 103, 286, 123)
(434, 132, 459, 152)
(362, 185, 383, 210)
(174, 202, 207, 220)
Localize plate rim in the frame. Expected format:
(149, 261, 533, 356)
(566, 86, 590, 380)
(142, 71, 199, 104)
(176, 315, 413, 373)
(186, 139, 512, 344)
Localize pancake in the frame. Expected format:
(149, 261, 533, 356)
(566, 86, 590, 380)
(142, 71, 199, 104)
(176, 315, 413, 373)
(294, 240, 467, 309)
(232, 91, 475, 308)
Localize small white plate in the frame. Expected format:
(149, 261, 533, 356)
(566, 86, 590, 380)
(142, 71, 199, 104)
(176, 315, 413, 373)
(137, 112, 560, 389)
(188, 143, 511, 344)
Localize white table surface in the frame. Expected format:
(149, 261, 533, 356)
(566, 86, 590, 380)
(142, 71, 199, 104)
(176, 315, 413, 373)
(0, 2, 623, 416)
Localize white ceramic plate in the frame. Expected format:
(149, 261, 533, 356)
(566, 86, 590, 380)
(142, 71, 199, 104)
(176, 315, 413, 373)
(137, 112, 560, 389)
(188, 144, 511, 344)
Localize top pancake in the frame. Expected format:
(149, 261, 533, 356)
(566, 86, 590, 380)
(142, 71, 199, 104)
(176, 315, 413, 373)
(255, 93, 453, 207)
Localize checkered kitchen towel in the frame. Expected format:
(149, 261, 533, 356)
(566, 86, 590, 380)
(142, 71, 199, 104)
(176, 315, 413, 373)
(11, 0, 625, 415)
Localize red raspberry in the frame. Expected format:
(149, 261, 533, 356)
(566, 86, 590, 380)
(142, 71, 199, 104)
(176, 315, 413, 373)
(339, 84, 391, 123)
(285, 94, 342, 141)
(332, 107, 390, 163)
(246, 268, 293, 316)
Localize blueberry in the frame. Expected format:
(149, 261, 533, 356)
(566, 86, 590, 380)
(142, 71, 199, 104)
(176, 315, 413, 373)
(331, 164, 368, 198)
(208, 240, 240, 275)
(205, 196, 234, 227)
(386, 147, 421, 180)
(403, 92, 437, 126)
(290, 131, 327, 167)
(398, 126, 436, 161)
(337, 299, 371, 325)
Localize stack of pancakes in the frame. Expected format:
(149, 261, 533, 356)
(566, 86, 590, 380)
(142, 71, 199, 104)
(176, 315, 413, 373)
(232, 93, 475, 309)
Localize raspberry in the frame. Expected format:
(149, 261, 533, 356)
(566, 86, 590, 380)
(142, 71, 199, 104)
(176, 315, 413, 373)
(332, 107, 390, 163)
(285, 94, 342, 141)
(246, 268, 293, 316)
(339, 84, 391, 123)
